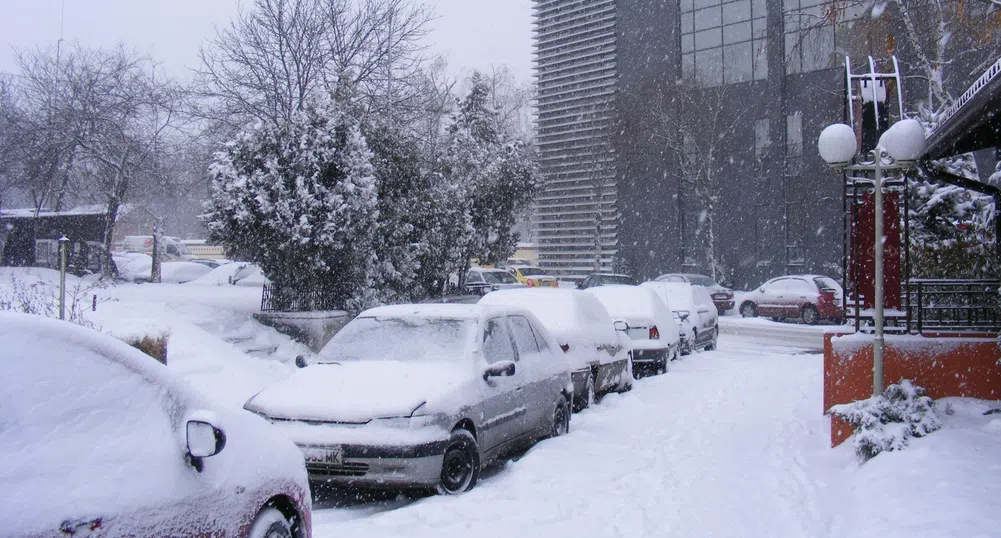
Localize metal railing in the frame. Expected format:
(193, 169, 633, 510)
(906, 279, 1000, 334)
(260, 282, 342, 313)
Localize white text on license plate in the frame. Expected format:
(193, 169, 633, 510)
(302, 446, 344, 465)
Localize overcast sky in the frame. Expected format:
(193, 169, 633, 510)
(0, 0, 534, 83)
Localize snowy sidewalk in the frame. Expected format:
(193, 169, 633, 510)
(312, 337, 833, 538)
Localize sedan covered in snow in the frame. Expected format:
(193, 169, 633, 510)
(245, 304, 573, 495)
(655, 273, 735, 315)
(642, 281, 719, 354)
(739, 275, 844, 324)
(479, 288, 632, 411)
(0, 313, 312, 538)
(586, 285, 680, 376)
(464, 267, 527, 296)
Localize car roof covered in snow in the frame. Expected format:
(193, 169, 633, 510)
(478, 288, 617, 342)
(641, 281, 695, 311)
(360, 302, 527, 321)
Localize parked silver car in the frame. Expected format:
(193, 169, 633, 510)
(245, 304, 573, 495)
(642, 282, 719, 354)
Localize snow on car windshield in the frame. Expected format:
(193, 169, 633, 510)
(482, 271, 518, 284)
(688, 275, 717, 287)
(317, 316, 474, 363)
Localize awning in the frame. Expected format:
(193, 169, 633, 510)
(923, 57, 1001, 161)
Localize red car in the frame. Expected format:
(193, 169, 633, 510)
(739, 275, 844, 324)
(0, 313, 312, 538)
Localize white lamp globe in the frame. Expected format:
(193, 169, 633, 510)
(818, 123, 858, 168)
(878, 118, 926, 166)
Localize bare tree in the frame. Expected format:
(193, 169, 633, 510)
(648, 76, 744, 281)
(195, 0, 436, 130)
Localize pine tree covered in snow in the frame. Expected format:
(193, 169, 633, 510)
(205, 92, 379, 311)
(442, 72, 540, 278)
(829, 379, 942, 462)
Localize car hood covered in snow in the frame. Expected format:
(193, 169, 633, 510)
(245, 360, 474, 422)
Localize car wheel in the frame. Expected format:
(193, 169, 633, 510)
(717, 306, 726, 316)
(681, 338, 692, 356)
(705, 328, 718, 351)
(771, 317, 785, 322)
(438, 429, 480, 495)
(802, 305, 819, 325)
(550, 399, 570, 438)
(691, 330, 699, 352)
(248, 507, 292, 538)
(740, 302, 757, 318)
(655, 355, 667, 375)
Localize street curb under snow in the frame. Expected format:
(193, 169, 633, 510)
(718, 317, 826, 352)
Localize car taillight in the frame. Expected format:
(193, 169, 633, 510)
(559, 343, 569, 353)
(649, 325, 660, 340)
(526, 279, 536, 287)
(819, 288, 836, 302)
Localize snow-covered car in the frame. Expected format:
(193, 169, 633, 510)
(506, 265, 559, 288)
(655, 273, 735, 315)
(642, 281, 719, 354)
(0, 313, 312, 538)
(245, 304, 573, 494)
(585, 285, 680, 376)
(479, 288, 632, 411)
(739, 275, 844, 324)
(464, 267, 527, 296)
(576, 272, 637, 289)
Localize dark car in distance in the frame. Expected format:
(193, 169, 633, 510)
(576, 273, 637, 289)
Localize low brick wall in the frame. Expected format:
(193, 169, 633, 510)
(824, 331, 1001, 446)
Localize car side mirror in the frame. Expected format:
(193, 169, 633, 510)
(759, 288, 765, 293)
(186, 418, 226, 472)
(295, 355, 308, 368)
(613, 320, 629, 332)
(483, 360, 516, 380)
(679, 312, 690, 321)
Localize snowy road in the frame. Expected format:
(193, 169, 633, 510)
(311, 336, 836, 538)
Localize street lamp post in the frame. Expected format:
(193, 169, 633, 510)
(819, 119, 926, 396)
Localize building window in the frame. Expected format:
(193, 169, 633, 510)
(786, 112, 803, 174)
(754, 118, 770, 159)
(783, 0, 837, 73)
(681, 0, 768, 86)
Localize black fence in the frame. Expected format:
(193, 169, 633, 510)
(906, 279, 1000, 334)
(261, 282, 342, 313)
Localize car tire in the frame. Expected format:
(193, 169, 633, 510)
(655, 355, 667, 375)
(802, 305, 819, 325)
(691, 329, 699, 352)
(248, 507, 292, 538)
(705, 328, 718, 351)
(438, 429, 480, 495)
(549, 399, 570, 438)
(717, 306, 726, 316)
(771, 317, 785, 322)
(740, 302, 757, 318)
(681, 338, 692, 356)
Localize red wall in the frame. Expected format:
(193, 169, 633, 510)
(824, 332, 1001, 446)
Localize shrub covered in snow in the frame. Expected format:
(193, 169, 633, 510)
(829, 379, 942, 462)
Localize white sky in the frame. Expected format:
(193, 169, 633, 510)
(0, 0, 535, 83)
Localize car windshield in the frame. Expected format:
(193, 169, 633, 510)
(814, 277, 841, 291)
(317, 316, 474, 363)
(602, 274, 635, 285)
(687, 275, 718, 287)
(518, 267, 548, 277)
(482, 271, 518, 284)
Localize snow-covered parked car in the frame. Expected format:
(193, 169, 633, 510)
(464, 267, 527, 296)
(586, 285, 680, 376)
(244, 304, 573, 494)
(642, 281, 719, 354)
(655, 273, 735, 315)
(479, 288, 632, 411)
(0, 312, 312, 538)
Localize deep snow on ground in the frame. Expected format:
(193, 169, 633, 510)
(310, 336, 1001, 538)
(2, 268, 998, 536)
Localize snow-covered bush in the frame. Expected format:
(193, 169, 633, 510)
(829, 379, 942, 462)
(0, 274, 100, 328)
(205, 91, 379, 311)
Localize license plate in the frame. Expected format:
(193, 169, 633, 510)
(301, 446, 344, 465)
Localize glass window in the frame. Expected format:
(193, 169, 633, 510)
(681, 12, 694, 33)
(466, 271, 483, 284)
(724, 22, 751, 44)
(722, 1, 751, 24)
(695, 28, 723, 49)
(482, 318, 516, 363)
(787, 113, 803, 157)
(724, 42, 753, 83)
(682, 33, 695, 53)
(784, 0, 841, 74)
(696, 48, 724, 86)
(695, 6, 722, 31)
(320, 317, 476, 363)
(754, 118, 770, 158)
(508, 316, 542, 355)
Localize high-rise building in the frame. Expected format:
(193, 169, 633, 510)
(532, 0, 997, 287)
(532, 0, 620, 278)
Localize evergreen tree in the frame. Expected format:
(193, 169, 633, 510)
(205, 92, 379, 311)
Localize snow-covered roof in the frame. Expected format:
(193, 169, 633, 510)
(360, 303, 518, 321)
(0, 203, 145, 219)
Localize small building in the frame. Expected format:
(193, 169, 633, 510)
(0, 204, 156, 274)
